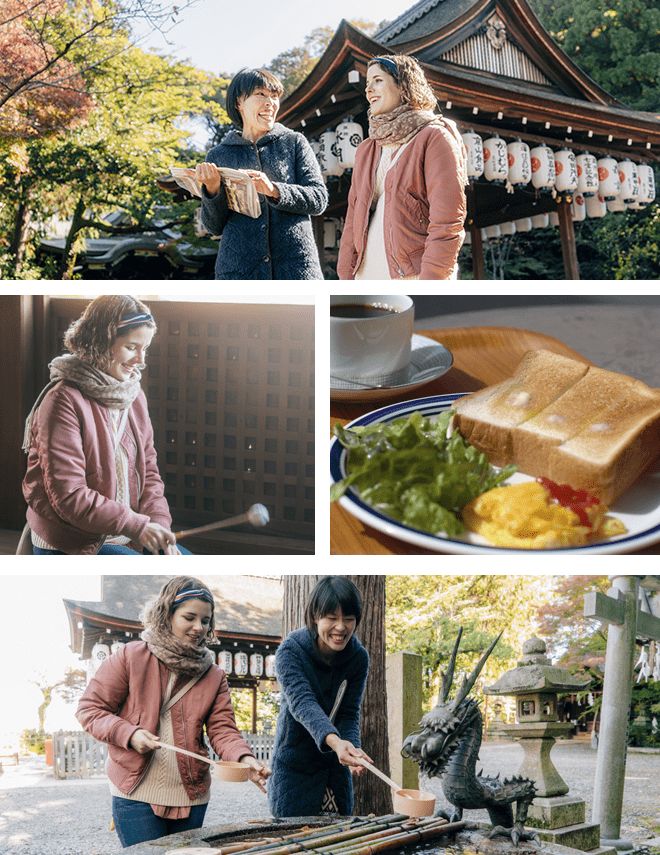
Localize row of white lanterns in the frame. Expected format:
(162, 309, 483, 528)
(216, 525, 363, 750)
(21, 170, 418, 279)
(462, 131, 656, 207)
(312, 118, 364, 177)
(89, 641, 276, 679)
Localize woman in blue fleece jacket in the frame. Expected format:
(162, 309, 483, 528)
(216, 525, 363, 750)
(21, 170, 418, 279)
(268, 577, 371, 817)
(195, 68, 328, 280)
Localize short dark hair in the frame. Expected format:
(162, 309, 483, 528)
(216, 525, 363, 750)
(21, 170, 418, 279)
(226, 68, 284, 128)
(304, 576, 362, 634)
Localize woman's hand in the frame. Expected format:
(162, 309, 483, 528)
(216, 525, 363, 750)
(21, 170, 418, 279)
(325, 735, 373, 774)
(244, 169, 280, 200)
(240, 755, 272, 793)
(139, 522, 177, 555)
(130, 729, 161, 754)
(194, 162, 222, 196)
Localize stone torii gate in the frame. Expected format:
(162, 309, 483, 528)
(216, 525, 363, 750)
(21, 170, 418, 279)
(583, 575, 660, 851)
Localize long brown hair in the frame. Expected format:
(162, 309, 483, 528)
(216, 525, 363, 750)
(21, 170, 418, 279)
(140, 576, 216, 644)
(368, 55, 438, 112)
(64, 295, 156, 371)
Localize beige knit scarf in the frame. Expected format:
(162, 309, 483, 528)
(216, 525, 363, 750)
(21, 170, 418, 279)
(22, 355, 143, 452)
(142, 629, 214, 677)
(368, 104, 443, 146)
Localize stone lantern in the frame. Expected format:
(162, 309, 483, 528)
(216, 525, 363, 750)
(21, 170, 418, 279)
(485, 636, 601, 852)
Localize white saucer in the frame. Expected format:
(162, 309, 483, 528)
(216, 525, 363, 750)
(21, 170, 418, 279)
(330, 334, 453, 402)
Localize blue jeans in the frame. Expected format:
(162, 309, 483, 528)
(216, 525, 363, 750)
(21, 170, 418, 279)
(111, 797, 208, 848)
(33, 544, 193, 555)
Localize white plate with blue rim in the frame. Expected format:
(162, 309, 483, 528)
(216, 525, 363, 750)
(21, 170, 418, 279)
(330, 393, 660, 555)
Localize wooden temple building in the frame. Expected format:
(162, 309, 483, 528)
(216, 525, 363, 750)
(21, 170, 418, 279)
(278, 0, 660, 279)
(63, 575, 283, 732)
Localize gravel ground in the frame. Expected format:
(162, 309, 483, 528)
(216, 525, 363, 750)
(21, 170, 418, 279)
(1, 741, 659, 855)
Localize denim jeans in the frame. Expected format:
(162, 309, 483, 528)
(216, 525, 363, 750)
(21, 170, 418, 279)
(33, 544, 193, 555)
(111, 797, 208, 848)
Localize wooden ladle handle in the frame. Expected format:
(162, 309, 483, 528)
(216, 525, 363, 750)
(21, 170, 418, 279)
(157, 741, 215, 766)
(355, 757, 411, 797)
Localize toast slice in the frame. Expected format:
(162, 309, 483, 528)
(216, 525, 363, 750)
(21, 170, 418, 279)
(453, 349, 589, 466)
(547, 380, 660, 504)
(510, 367, 635, 476)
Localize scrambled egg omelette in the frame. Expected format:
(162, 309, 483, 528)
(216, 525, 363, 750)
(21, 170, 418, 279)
(462, 480, 626, 549)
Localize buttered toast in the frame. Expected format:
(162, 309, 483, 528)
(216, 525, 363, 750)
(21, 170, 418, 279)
(453, 350, 660, 504)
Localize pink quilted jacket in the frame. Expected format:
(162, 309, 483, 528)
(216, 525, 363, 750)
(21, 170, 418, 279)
(76, 641, 254, 799)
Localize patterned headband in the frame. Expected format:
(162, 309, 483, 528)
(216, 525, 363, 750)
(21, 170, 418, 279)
(174, 588, 215, 606)
(118, 312, 154, 331)
(371, 57, 399, 79)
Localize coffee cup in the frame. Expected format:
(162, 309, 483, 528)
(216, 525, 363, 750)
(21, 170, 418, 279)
(330, 295, 414, 383)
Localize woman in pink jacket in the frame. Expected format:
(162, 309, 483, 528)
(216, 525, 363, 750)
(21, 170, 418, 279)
(337, 55, 467, 280)
(77, 576, 270, 848)
(22, 295, 187, 555)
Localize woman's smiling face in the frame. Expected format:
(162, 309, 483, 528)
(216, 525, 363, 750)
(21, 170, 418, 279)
(238, 86, 280, 138)
(170, 598, 212, 646)
(315, 609, 357, 660)
(107, 325, 154, 382)
(365, 64, 402, 116)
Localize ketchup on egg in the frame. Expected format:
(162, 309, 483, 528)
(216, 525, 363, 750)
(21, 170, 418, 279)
(536, 477, 600, 527)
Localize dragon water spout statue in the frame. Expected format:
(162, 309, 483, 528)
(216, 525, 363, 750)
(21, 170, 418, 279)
(402, 628, 540, 847)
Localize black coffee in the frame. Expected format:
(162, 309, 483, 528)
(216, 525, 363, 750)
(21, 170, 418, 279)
(331, 303, 399, 319)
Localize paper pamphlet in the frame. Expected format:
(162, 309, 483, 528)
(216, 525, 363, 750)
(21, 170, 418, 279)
(169, 166, 262, 218)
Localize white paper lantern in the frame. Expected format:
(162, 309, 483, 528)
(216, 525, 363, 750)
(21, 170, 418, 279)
(531, 213, 549, 228)
(637, 163, 656, 204)
(514, 217, 533, 232)
(484, 224, 502, 239)
(249, 653, 264, 677)
(549, 211, 560, 226)
(607, 194, 627, 213)
(218, 650, 233, 673)
(110, 641, 125, 655)
(462, 230, 472, 244)
(483, 135, 508, 184)
(310, 138, 321, 171)
(597, 156, 620, 200)
(234, 651, 249, 676)
(586, 194, 607, 218)
(530, 144, 555, 192)
(554, 148, 578, 193)
(319, 130, 343, 178)
(500, 221, 516, 235)
(90, 642, 111, 674)
(507, 139, 532, 188)
(462, 130, 484, 181)
(265, 654, 276, 678)
(336, 118, 363, 170)
(572, 194, 586, 221)
(576, 152, 599, 197)
(617, 159, 638, 203)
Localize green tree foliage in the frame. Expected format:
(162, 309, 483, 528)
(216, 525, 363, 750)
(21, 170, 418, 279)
(386, 575, 550, 708)
(528, 0, 660, 112)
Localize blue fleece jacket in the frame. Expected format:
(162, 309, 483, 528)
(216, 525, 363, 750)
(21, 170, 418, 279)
(200, 123, 328, 280)
(267, 627, 369, 818)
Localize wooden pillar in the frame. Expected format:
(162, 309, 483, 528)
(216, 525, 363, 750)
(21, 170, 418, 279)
(252, 684, 258, 734)
(470, 223, 486, 279)
(312, 214, 325, 278)
(0, 295, 46, 529)
(557, 198, 580, 280)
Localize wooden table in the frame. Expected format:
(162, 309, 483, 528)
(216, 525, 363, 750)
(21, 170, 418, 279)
(330, 326, 659, 555)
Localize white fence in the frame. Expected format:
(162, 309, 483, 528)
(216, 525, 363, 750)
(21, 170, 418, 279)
(52, 730, 275, 780)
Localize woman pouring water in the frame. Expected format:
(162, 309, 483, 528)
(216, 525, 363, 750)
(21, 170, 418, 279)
(77, 576, 271, 848)
(338, 55, 467, 280)
(268, 576, 371, 817)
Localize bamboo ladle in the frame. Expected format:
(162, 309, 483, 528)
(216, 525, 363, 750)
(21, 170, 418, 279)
(158, 741, 250, 782)
(356, 758, 436, 817)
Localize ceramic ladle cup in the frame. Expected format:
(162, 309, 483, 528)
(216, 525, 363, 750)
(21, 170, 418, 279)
(158, 742, 250, 782)
(355, 757, 435, 817)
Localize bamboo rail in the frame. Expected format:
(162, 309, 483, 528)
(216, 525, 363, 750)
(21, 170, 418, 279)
(206, 816, 466, 855)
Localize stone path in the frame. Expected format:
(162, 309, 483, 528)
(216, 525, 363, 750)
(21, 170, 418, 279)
(1, 741, 658, 855)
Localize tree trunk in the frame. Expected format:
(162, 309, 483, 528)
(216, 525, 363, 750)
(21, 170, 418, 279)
(281, 575, 392, 816)
(59, 195, 86, 280)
